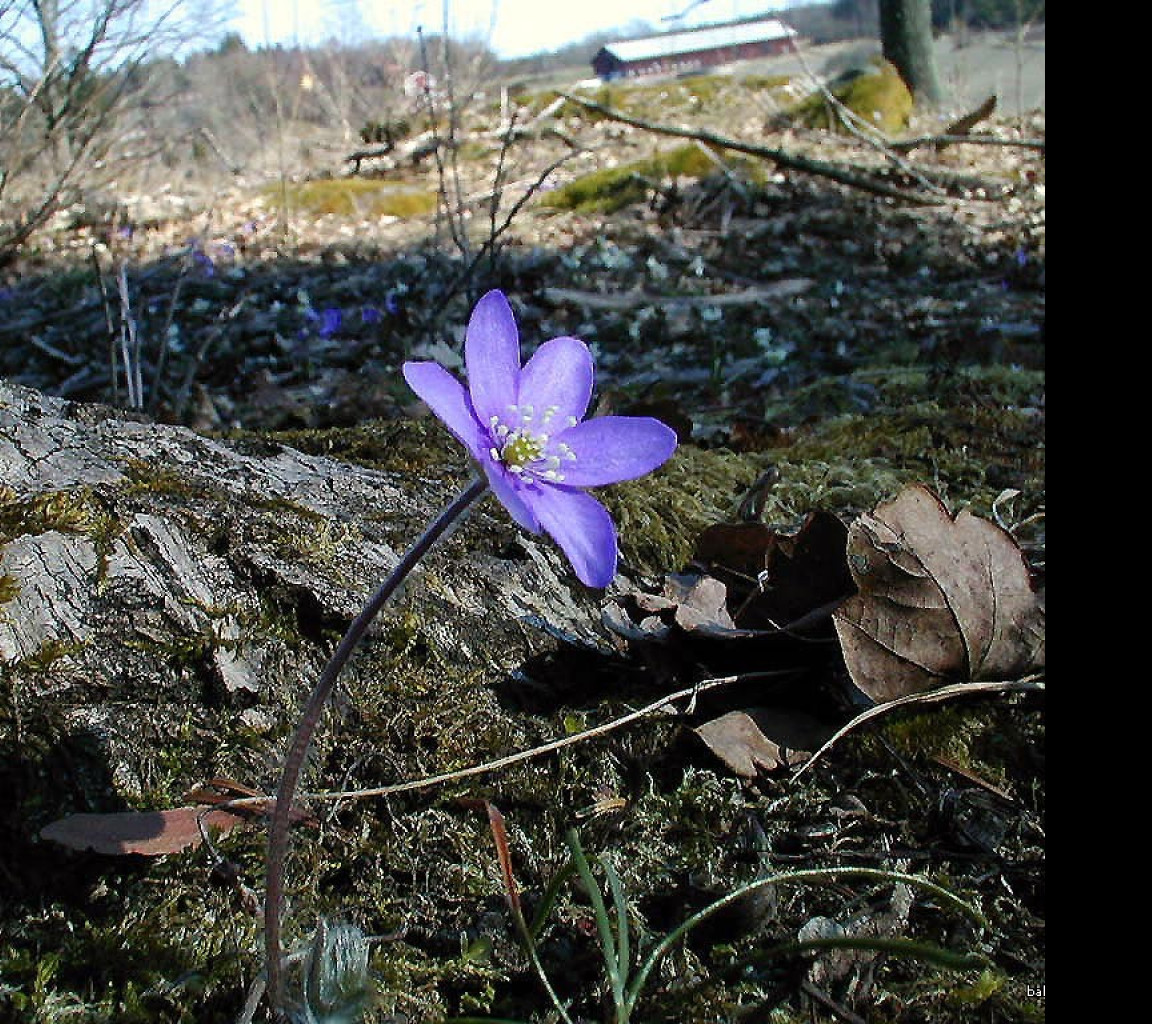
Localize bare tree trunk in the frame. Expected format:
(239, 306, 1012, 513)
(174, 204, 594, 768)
(879, 0, 946, 107)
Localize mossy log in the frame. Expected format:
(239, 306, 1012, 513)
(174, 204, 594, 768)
(0, 378, 619, 784)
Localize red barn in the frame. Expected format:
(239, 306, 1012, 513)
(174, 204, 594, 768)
(592, 17, 799, 81)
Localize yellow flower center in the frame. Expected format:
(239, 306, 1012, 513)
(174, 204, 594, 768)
(488, 404, 578, 482)
(501, 432, 544, 468)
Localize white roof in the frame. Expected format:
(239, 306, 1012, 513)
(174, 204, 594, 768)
(601, 18, 797, 63)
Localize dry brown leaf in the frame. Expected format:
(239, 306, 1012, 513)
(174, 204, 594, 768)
(692, 510, 853, 631)
(833, 485, 1044, 702)
(694, 708, 832, 777)
(40, 806, 244, 856)
(663, 573, 742, 634)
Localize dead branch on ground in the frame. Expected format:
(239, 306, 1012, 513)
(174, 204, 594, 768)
(889, 132, 1046, 153)
(557, 92, 949, 206)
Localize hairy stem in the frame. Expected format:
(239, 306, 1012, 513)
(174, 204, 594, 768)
(264, 476, 489, 1015)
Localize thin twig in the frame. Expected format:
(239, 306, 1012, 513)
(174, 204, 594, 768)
(417, 25, 469, 259)
(116, 263, 142, 409)
(431, 146, 583, 321)
(89, 247, 118, 403)
(889, 132, 1045, 152)
(222, 671, 782, 816)
(792, 676, 1045, 779)
(785, 40, 946, 196)
(171, 294, 248, 421)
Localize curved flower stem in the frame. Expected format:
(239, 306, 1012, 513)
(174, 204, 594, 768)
(264, 476, 489, 1015)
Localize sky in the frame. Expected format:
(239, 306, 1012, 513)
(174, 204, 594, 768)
(230, 0, 790, 59)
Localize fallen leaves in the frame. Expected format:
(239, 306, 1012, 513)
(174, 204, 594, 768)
(694, 709, 832, 777)
(39, 777, 314, 856)
(833, 485, 1045, 702)
(40, 806, 245, 856)
(611, 483, 1044, 781)
(692, 510, 854, 634)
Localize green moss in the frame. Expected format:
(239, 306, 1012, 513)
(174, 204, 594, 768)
(0, 572, 18, 604)
(543, 143, 761, 214)
(604, 444, 769, 573)
(878, 705, 987, 765)
(739, 72, 793, 91)
(526, 78, 729, 121)
(264, 178, 438, 219)
(792, 59, 913, 135)
(453, 139, 491, 161)
(0, 484, 114, 545)
(757, 364, 1045, 522)
(0, 870, 258, 1022)
(257, 417, 460, 478)
(118, 458, 344, 567)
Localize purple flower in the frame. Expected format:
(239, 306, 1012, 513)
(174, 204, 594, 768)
(189, 240, 215, 276)
(317, 307, 342, 338)
(403, 290, 677, 587)
(361, 305, 383, 325)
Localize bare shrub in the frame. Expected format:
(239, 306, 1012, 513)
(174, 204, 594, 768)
(0, 0, 226, 257)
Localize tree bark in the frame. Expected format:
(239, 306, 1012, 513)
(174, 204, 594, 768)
(880, 0, 946, 107)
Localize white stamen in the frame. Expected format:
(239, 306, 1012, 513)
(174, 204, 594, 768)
(488, 401, 581, 481)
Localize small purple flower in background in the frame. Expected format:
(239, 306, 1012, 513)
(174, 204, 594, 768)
(361, 305, 383, 325)
(403, 289, 677, 587)
(383, 291, 402, 316)
(317, 307, 342, 338)
(189, 239, 215, 276)
(300, 305, 342, 338)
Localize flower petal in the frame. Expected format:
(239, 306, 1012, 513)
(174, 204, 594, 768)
(529, 485, 618, 588)
(402, 361, 485, 458)
(551, 417, 678, 488)
(465, 290, 521, 424)
(516, 336, 594, 429)
(483, 463, 541, 534)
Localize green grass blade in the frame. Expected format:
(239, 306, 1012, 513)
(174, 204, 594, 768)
(565, 828, 626, 1019)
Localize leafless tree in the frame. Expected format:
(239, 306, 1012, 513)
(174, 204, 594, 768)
(0, 0, 230, 257)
